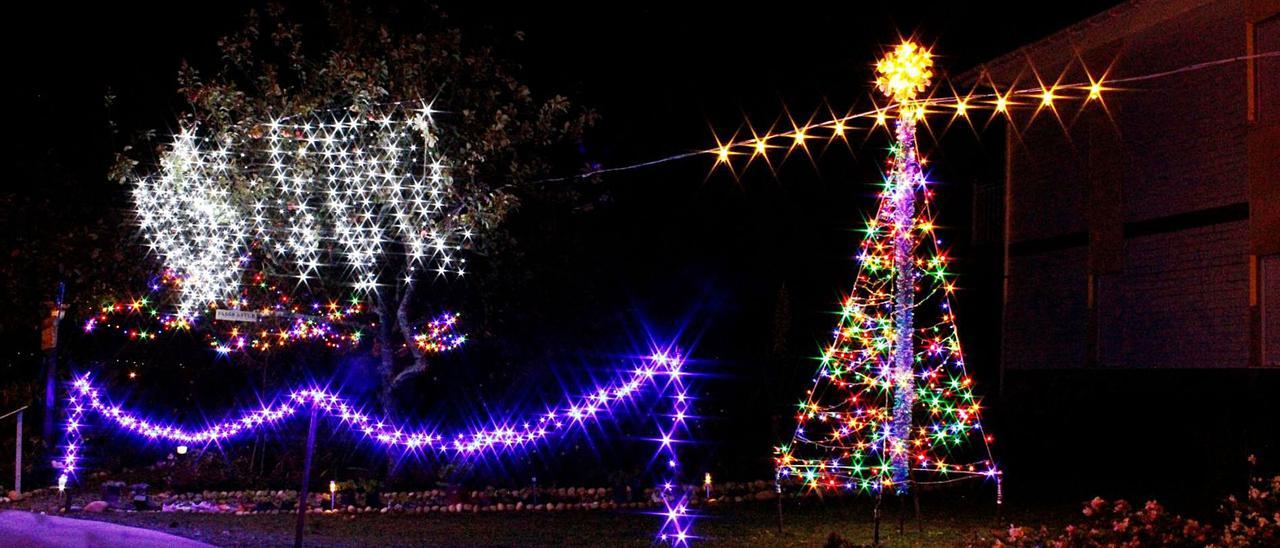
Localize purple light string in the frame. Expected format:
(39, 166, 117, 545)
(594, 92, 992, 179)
(56, 350, 698, 543)
(654, 350, 694, 545)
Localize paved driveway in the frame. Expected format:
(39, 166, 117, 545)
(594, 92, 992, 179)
(0, 511, 213, 548)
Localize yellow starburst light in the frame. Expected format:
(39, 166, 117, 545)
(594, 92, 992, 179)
(875, 41, 934, 103)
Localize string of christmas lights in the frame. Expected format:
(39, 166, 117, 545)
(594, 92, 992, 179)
(56, 350, 686, 483)
(81, 271, 463, 355)
(413, 312, 466, 354)
(57, 348, 697, 543)
(123, 52, 1269, 191)
(707, 80, 1114, 174)
(654, 350, 695, 545)
(774, 41, 999, 496)
(168, 49, 1275, 149)
(110, 52, 1277, 357)
(513, 52, 1280, 185)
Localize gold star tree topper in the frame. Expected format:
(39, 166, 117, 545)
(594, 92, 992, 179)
(875, 41, 934, 103)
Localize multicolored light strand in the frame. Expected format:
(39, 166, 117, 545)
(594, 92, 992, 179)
(413, 312, 465, 354)
(57, 348, 696, 543)
(81, 271, 464, 356)
(774, 41, 998, 496)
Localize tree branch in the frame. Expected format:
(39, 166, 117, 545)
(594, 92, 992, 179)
(391, 360, 428, 387)
(392, 270, 426, 389)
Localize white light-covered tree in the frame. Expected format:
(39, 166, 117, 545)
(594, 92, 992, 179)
(112, 2, 596, 414)
(135, 103, 467, 376)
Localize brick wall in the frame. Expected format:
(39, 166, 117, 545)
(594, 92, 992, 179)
(1004, 248, 1088, 369)
(1264, 255, 1280, 366)
(1116, 222, 1250, 368)
(1118, 1, 1250, 221)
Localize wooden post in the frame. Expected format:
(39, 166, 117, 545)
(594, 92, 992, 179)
(294, 404, 319, 548)
(42, 285, 65, 453)
(14, 410, 21, 495)
(2, 406, 28, 496)
(43, 351, 55, 451)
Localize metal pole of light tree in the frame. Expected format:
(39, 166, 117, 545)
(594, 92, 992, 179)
(294, 403, 319, 548)
(912, 475, 922, 533)
(898, 492, 907, 535)
(776, 487, 783, 534)
(872, 487, 883, 547)
(773, 474, 783, 534)
(995, 472, 1005, 524)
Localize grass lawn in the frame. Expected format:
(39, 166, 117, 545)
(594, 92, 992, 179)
(34, 497, 1073, 546)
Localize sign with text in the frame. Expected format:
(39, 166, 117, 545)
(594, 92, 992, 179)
(214, 309, 260, 323)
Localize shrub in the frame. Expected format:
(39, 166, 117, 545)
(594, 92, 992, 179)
(1220, 473, 1280, 546)
(984, 465, 1278, 547)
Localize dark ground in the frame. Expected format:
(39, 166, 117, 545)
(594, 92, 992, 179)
(9, 497, 1073, 547)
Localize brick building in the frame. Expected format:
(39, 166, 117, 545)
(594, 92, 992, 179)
(957, 0, 1278, 499)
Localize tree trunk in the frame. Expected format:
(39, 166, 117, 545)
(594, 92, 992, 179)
(388, 277, 429, 389)
(375, 298, 398, 416)
(375, 273, 430, 484)
(394, 280, 428, 387)
(374, 298, 400, 482)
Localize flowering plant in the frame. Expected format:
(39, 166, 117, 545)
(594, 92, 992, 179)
(985, 459, 1277, 547)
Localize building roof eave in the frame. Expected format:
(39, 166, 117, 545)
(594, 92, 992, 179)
(952, 0, 1216, 87)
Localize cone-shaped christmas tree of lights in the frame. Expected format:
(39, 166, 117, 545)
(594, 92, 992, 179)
(775, 41, 998, 496)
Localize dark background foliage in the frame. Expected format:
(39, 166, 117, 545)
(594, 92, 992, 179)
(13, 0, 1269, 509)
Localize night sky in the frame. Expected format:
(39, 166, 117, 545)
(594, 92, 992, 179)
(6, 2, 1124, 481)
